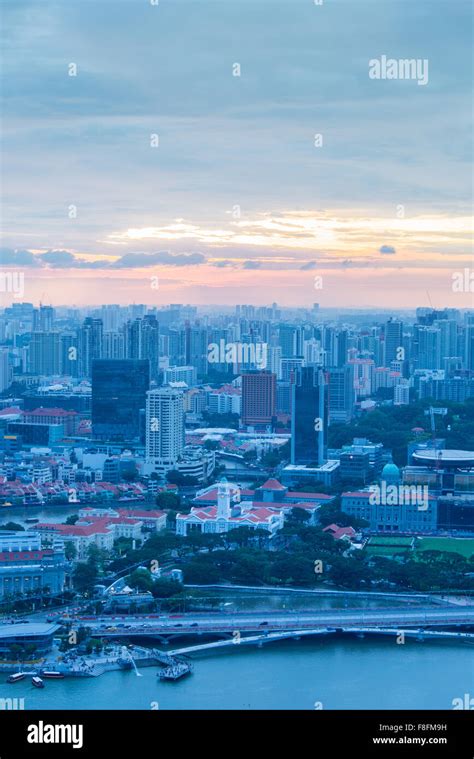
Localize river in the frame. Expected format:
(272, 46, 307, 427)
(2, 636, 472, 710)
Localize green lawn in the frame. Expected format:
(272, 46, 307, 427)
(416, 537, 474, 559)
(365, 546, 411, 556)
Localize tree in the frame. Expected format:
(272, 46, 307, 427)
(73, 563, 98, 593)
(204, 439, 219, 451)
(0, 522, 24, 532)
(9, 644, 23, 661)
(127, 568, 154, 592)
(65, 515, 79, 525)
(183, 560, 220, 584)
(223, 526, 257, 549)
(86, 544, 109, 570)
(288, 508, 311, 524)
(184, 531, 223, 554)
(156, 491, 181, 510)
(328, 556, 370, 589)
(261, 450, 280, 468)
(64, 542, 77, 561)
(269, 555, 316, 586)
(243, 449, 258, 463)
(151, 578, 183, 598)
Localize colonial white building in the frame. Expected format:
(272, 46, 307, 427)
(176, 479, 284, 537)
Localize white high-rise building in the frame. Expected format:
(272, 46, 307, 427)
(268, 346, 282, 380)
(394, 380, 410, 406)
(163, 365, 197, 387)
(145, 388, 185, 473)
(303, 338, 324, 366)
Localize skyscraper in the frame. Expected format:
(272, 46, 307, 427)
(241, 370, 276, 428)
(28, 332, 61, 375)
(185, 322, 208, 377)
(384, 319, 403, 365)
(0, 349, 11, 392)
(414, 325, 442, 370)
(92, 359, 149, 441)
(78, 317, 103, 378)
(291, 366, 328, 466)
(328, 365, 355, 423)
(465, 316, 474, 371)
(145, 387, 185, 472)
(32, 305, 55, 332)
(124, 314, 160, 380)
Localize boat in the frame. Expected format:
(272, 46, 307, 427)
(7, 672, 26, 684)
(158, 661, 193, 681)
(40, 670, 65, 679)
(31, 676, 44, 688)
(25, 517, 39, 523)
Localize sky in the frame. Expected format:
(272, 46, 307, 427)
(0, 0, 473, 309)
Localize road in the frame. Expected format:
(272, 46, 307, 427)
(58, 606, 474, 636)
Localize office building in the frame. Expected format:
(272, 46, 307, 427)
(241, 371, 276, 429)
(92, 359, 149, 441)
(290, 366, 328, 466)
(145, 387, 185, 473)
(328, 365, 355, 423)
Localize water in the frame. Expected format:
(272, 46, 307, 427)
(2, 638, 472, 710)
(186, 589, 427, 612)
(0, 505, 84, 528)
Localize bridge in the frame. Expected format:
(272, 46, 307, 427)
(63, 606, 474, 640)
(166, 626, 474, 657)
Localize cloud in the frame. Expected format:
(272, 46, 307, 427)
(38, 250, 77, 267)
(212, 260, 234, 268)
(111, 251, 207, 268)
(0, 248, 41, 267)
(379, 245, 396, 255)
(242, 260, 262, 270)
(300, 261, 317, 270)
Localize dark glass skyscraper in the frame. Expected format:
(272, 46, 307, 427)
(92, 359, 150, 441)
(291, 366, 328, 466)
(384, 318, 403, 365)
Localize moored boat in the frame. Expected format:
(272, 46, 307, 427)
(31, 676, 44, 688)
(7, 672, 26, 683)
(40, 670, 65, 679)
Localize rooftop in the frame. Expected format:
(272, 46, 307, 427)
(0, 622, 61, 639)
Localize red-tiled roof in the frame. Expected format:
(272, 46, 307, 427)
(259, 478, 286, 491)
(323, 523, 356, 539)
(286, 491, 333, 500)
(118, 509, 165, 519)
(23, 408, 78, 417)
